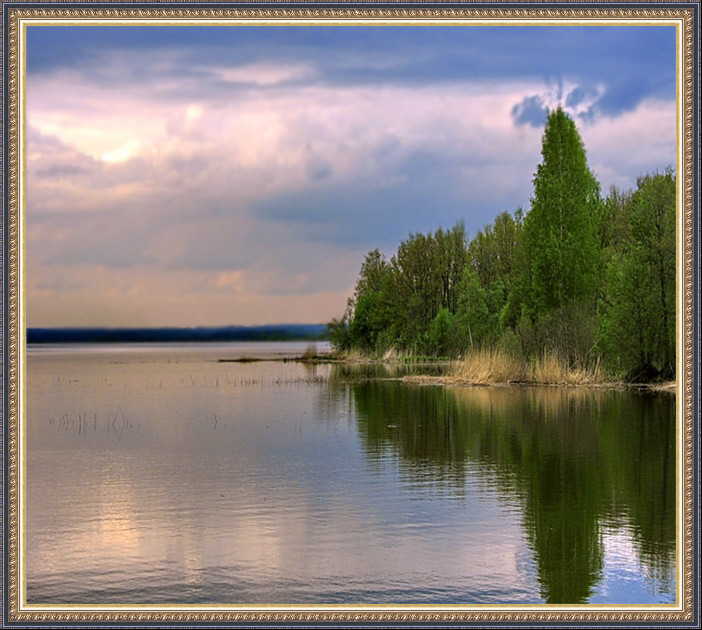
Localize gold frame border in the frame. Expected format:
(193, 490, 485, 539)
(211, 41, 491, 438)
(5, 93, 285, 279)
(2, 6, 696, 624)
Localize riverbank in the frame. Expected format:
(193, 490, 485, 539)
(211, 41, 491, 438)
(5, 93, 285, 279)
(216, 351, 675, 391)
(318, 346, 676, 390)
(402, 374, 676, 391)
(332, 346, 676, 390)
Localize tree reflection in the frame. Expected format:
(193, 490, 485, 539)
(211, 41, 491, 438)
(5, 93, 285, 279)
(348, 380, 675, 603)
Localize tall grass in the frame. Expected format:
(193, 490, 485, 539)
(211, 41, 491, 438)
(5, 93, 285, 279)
(301, 343, 318, 360)
(334, 347, 366, 361)
(333, 346, 428, 363)
(452, 348, 610, 385)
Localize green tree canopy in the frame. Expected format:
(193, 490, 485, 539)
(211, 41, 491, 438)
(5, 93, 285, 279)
(598, 170, 676, 379)
(521, 107, 602, 319)
(328, 108, 675, 383)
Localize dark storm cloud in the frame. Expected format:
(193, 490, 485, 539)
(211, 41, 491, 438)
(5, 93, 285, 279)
(28, 25, 675, 119)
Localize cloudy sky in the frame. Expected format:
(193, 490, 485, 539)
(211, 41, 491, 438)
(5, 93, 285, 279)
(26, 24, 676, 327)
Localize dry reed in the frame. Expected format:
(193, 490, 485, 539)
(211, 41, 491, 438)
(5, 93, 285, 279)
(451, 348, 610, 386)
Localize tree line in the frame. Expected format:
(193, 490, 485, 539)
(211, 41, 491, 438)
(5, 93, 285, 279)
(328, 107, 675, 381)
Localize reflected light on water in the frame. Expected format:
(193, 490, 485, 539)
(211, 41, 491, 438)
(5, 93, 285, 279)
(26, 343, 675, 605)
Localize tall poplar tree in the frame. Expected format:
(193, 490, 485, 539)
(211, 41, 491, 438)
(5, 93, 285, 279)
(521, 107, 601, 319)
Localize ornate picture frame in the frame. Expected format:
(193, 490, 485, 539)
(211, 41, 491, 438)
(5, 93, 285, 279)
(1, 2, 699, 625)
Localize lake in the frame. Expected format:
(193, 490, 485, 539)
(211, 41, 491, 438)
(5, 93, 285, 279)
(25, 342, 676, 605)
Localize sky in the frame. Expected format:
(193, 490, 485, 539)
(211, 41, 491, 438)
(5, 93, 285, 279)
(25, 24, 677, 327)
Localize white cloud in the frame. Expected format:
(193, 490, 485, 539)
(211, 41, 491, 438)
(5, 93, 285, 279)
(579, 97, 675, 195)
(99, 139, 142, 164)
(209, 61, 316, 86)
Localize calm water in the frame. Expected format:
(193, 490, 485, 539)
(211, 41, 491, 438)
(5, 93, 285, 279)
(26, 343, 676, 605)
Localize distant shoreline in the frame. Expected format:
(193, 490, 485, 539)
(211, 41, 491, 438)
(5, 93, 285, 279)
(26, 325, 329, 344)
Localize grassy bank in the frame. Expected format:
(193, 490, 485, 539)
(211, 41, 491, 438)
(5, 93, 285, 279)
(401, 348, 673, 389)
(216, 344, 675, 389)
(451, 348, 609, 385)
(330, 347, 610, 383)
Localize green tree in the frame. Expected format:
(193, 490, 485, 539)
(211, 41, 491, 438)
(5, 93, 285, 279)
(345, 249, 393, 350)
(491, 210, 522, 301)
(468, 211, 521, 298)
(327, 301, 353, 351)
(599, 185, 632, 258)
(599, 170, 675, 379)
(628, 171, 676, 375)
(427, 307, 454, 356)
(467, 209, 524, 337)
(388, 231, 446, 349)
(521, 107, 601, 319)
(353, 248, 389, 304)
(434, 222, 468, 314)
(348, 292, 379, 350)
(454, 267, 493, 349)
(388, 222, 469, 351)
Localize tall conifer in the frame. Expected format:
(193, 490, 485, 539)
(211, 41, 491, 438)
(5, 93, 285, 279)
(521, 107, 601, 318)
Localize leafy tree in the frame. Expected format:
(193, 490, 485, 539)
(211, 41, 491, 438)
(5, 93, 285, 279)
(434, 222, 468, 314)
(327, 301, 353, 351)
(599, 170, 675, 379)
(454, 267, 493, 349)
(468, 209, 524, 337)
(521, 107, 601, 319)
(427, 307, 454, 356)
(599, 185, 632, 258)
(599, 254, 658, 378)
(349, 291, 384, 350)
(469, 211, 521, 298)
(491, 210, 522, 300)
(628, 171, 676, 374)
(389, 231, 444, 348)
(346, 249, 392, 350)
(353, 249, 390, 304)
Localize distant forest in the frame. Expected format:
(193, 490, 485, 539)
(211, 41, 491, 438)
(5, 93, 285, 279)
(27, 324, 328, 344)
(329, 107, 675, 382)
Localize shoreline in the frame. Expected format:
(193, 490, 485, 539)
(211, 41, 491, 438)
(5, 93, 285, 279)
(402, 374, 676, 392)
(216, 354, 676, 391)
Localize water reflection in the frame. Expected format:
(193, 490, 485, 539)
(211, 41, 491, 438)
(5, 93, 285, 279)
(26, 347, 675, 605)
(347, 380, 676, 603)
